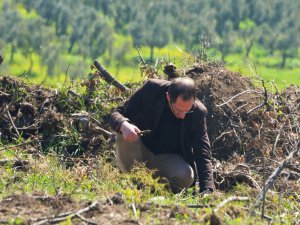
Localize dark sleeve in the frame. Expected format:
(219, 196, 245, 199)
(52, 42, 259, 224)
(109, 82, 145, 132)
(191, 110, 215, 192)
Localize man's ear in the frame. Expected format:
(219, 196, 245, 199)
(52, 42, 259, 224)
(166, 92, 170, 102)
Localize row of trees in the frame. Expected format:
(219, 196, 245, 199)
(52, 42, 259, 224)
(0, 0, 300, 76)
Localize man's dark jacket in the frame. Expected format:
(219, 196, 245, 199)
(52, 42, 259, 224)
(109, 79, 215, 192)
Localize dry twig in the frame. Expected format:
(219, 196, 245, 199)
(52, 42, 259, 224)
(135, 45, 146, 65)
(213, 196, 249, 213)
(247, 80, 269, 114)
(0, 140, 38, 151)
(271, 121, 287, 156)
(132, 202, 138, 220)
(0, 90, 10, 96)
(6, 106, 21, 138)
(75, 213, 99, 225)
(248, 141, 300, 220)
(32, 201, 99, 225)
(186, 203, 214, 208)
(216, 90, 256, 107)
(256, 142, 299, 202)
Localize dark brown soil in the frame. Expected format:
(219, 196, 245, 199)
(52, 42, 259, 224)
(0, 76, 110, 157)
(0, 194, 200, 225)
(186, 64, 258, 159)
(183, 63, 300, 161)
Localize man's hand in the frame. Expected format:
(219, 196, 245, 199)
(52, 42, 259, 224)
(120, 121, 141, 142)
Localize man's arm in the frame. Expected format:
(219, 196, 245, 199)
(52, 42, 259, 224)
(109, 82, 146, 141)
(119, 121, 140, 142)
(192, 110, 215, 193)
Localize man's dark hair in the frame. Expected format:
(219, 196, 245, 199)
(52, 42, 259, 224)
(168, 77, 196, 103)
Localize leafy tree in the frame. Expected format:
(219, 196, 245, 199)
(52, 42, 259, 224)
(129, 1, 173, 62)
(181, 0, 217, 49)
(259, 1, 300, 67)
(239, 19, 261, 57)
(0, 1, 22, 62)
(54, 1, 71, 36)
(18, 18, 53, 73)
(68, 5, 114, 59)
(33, 0, 57, 25)
(247, 0, 273, 25)
(2, 0, 300, 75)
(40, 42, 61, 76)
(111, 38, 132, 75)
(15, 0, 35, 12)
(99, 0, 140, 33)
(217, 21, 237, 61)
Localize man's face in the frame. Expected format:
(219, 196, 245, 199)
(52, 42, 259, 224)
(168, 95, 194, 119)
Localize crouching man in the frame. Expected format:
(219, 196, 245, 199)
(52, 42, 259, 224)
(109, 77, 215, 193)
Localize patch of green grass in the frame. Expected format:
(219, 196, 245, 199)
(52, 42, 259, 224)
(1, 138, 300, 224)
(1, 36, 300, 90)
(226, 54, 300, 90)
(0, 148, 169, 202)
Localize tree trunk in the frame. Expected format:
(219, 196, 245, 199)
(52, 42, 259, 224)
(219, 45, 226, 62)
(10, 44, 16, 63)
(280, 52, 287, 69)
(28, 52, 34, 73)
(68, 39, 75, 53)
(150, 46, 154, 63)
(245, 40, 254, 58)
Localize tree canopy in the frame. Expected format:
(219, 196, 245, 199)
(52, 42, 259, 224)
(0, 0, 300, 76)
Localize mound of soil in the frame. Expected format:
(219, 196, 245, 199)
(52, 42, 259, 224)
(186, 64, 258, 159)
(0, 76, 111, 157)
(179, 63, 300, 161)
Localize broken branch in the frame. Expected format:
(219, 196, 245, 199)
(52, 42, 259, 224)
(135, 45, 146, 65)
(187, 203, 213, 208)
(247, 80, 269, 114)
(216, 90, 255, 107)
(213, 196, 249, 213)
(256, 142, 300, 202)
(0, 90, 10, 96)
(33, 201, 99, 225)
(94, 60, 129, 92)
(6, 106, 21, 138)
(89, 116, 112, 137)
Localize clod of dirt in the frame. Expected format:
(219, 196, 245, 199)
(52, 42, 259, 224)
(16, 102, 36, 128)
(204, 213, 223, 225)
(0, 159, 30, 171)
(214, 171, 260, 191)
(107, 192, 124, 205)
(163, 63, 179, 80)
(226, 206, 241, 219)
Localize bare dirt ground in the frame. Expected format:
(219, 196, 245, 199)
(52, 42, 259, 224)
(0, 193, 201, 225)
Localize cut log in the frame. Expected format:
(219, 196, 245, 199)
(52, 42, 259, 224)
(94, 60, 129, 92)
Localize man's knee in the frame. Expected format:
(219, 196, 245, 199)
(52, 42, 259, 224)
(170, 165, 194, 193)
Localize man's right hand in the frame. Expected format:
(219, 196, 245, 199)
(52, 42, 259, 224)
(120, 121, 141, 142)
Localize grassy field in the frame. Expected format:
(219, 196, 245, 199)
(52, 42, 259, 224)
(226, 53, 300, 90)
(1, 42, 300, 90)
